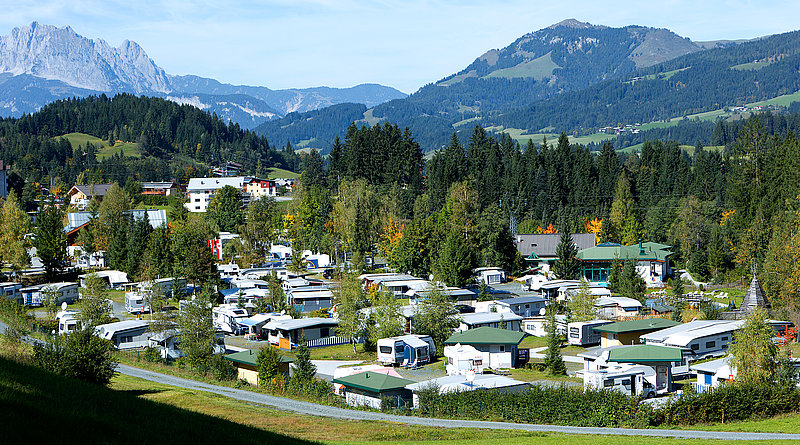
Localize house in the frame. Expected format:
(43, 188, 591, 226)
(333, 365, 403, 395)
(0, 160, 9, 198)
(224, 348, 293, 385)
(690, 356, 800, 393)
(333, 371, 415, 409)
(494, 296, 548, 318)
(185, 176, 251, 212)
(473, 267, 506, 285)
(376, 334, 435, 367)
(457, 311, 522, 332)
(594, 296, 643, 319)
(593, 318, 681, 348)
(584, 344, 683, 393)
(95, 320, 152, 349)
(245, 178, 277, 199)
(65, 209, 167, 246)
(515, 233, 597, 266)
(264, 317, 339, 349)
(444, 327, 527, 369)
(20, 282, 79, 306)
(141, 182, 178, 196)
(405, 374, 529, 407)
(576, 241, 673, 287)
(67, 184, 113, 209)
(640, 319, 746, 361)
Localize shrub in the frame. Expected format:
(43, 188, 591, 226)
(210, 353, 237, 381)
(142, 346, 162, 363)
(32, 328, 117, 385)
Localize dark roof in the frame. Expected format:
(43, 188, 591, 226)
(741, 275, 770, 311)
(500, 296, 548, 305)
(333, 371, 414, 392)
(607, 345, 683, 363)
(445, 326, 526, 345)
(592, 318, 680, 334)
(69, 184, 113, 197)
(224, 349, 293, 366)
(515, 233, 597, 258)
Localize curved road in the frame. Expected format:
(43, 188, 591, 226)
(117, 364, 800, 441)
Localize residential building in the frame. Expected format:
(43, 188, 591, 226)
(333, 371, 415, 409)
(576, 241, 673, 287)
(514, 233, 597, 266)
(690, 356, 800, 393)
(141, 181, 178, 196)
(20, 282, 79, 306)
(593, 318, 681, 348)
(264, 317, 339, 348)
(444, 327, 527, 369)
(245, 178, 277, 199)
(522, 313, 567, 337)
(287, 287, 334, 313)
(225, 349, 293, 385)
(185, 176, 250, 212)
(480, 296, 548, 318)
(579, 344, 684, 395)
(95, 320, 152, 349)
(67, 184, 113, 209)
(457, 311, 522, 332)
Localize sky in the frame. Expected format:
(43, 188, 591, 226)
(2, 0, 800, 94)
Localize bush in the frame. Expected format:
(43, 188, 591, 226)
(142, 346, 162, 363)
(32, 328, 117, 385)
(210, 353, 237, 381)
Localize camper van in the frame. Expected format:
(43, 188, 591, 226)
(567, 320, 614, 346)
(582, 364, 658, 398)
(377, 334, 436, 367)
(56, 310, 80, 334)
(213, 305, 250, 334)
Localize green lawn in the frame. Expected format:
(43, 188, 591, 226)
(731, 60, 776, 71)
(267, 167, 299, 179)
(483, 52, 560, 81)
(56, 132, 141, 159)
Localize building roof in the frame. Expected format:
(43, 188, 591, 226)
(95, 320, 149, 338)
(224, 349, 293, 366)
(594, 296, 642, 308)
(639, 320, 745, 347)
(68, 184, 113, 198)
(187, 176, 247, 192)
(515, 233, 597, 258)
(267, 317, 338, 331)
(141, 182, 175, 190)
(459, 312, 523, 326)
(333, 371, 415, 392)
(593, 318, 680, 334)
(445, 326, 526, 345)
(577, 242, 672, 262)
(405, 374, 528, 392)
(606, 345, 683, 363)
(689, 356, 731, 374)
(65, 209, 167, 232)
(740, 275, 770, 311)
(498, 296, 548, 306)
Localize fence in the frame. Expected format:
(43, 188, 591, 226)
(306, 335, 363, 349)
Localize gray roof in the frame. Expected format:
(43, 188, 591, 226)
(65, 209, 167, 232)
(141, 182, 175, 189)
(268, 317, 338, 331)
(498, 296, 547, 306)
(741, 275, 770, 312)
(515, 233, 597, 258)
(460, 312, 523, 326)
(639, 320, 744, 347)
(187, 176, 247, 192)
(70, 184, 113, 198)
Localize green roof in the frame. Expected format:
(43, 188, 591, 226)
(224, 349, 294, 366)
(592, 318, 680, 334)
(333, 371, 415, 392)
(577, 242, 672, 262)
(444, 326, 526, 346)
(607, 345, 683, 363)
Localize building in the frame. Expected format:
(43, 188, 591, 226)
(67, 184, 114, 209)
(94, 320, 152, 349)
(185, 176, 250, 212)
(515, 233, 597, 266)
(65, 209, 167, 246)
(457, 312, 522, 332)
(333, 371, 415, 409)
(245, 178, 277, 199)
(405, 374, 529, 408)
(224, 349, 293, 385)
(576, 241, 673, 287)
(20, 282, 79, 306)
(594, 296, 643, 319)
(640, 319, 746, 360)
(406, 286, 477, 306)
(287, 287, 334, 313)
(444, 327, 527, 369)
(264, 317, 339, 349)
(78, 270, 129, 289)
(593, 318, 681, 348)
(722, 275, 770, 319)
(141, 182, 178, 196)
(522, 313, 567, 337)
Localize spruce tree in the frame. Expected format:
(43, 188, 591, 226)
(553, 231, 581, 279)
(543, 309, 566, 376)
(293, 336, 316, 381)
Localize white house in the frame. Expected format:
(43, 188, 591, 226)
(493, 296, 548, 318)
(185, 176, 250, 212)
(640, 319, 745, 361)
(521, 313, 567, 337)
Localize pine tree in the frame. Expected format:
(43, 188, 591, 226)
(553, 231, 581, 279)
(293, 336, 317, 381)
(543, 309, 566, 376)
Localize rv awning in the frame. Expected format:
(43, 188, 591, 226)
(403, 336, 428, 348)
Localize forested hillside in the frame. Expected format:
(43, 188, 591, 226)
(0, 94, 299, 206)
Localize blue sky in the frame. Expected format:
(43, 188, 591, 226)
(2, 0, 800, 93)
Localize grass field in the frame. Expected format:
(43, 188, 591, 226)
(267, 167, 298, 179)
(484, 52, 560, 81)
(57, 132, 141, 159)
(731, 60, 775, 71)
(484, 126, 616, 146)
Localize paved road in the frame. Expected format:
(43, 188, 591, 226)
(116, 363, 800, 441)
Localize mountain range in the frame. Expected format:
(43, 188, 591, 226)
(0, 22, 407, 127)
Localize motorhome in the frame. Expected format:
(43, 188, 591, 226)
(56, 310, 80, 334)
(567, 319, 614, 346)
(213, 304, 250, 334)
(377, 335, 436, 367)
(581, 364, 658, 398)
(444, 343, 485, 375)
(124, 278, 186, 313)
(95, 320, 152, 349)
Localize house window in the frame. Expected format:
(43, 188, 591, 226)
(690, 344, 699, 351)
(705, 341, 716, 349)
(604, 379, 614, 388)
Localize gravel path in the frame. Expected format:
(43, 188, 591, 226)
(116, 363, 800, 441)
